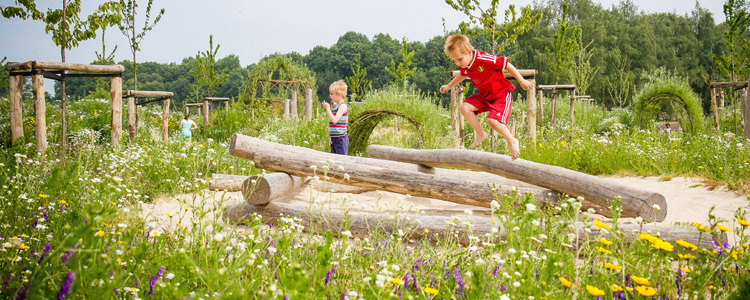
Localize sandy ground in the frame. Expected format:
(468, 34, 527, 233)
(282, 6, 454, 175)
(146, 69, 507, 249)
(140, 175, 749, 242)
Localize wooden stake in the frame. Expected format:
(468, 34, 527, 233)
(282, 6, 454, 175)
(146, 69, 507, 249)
(9, 75, 23, 143)
(110, 76, 122, 147)
(305, 88, 313, 121)
(537, 89, 544, 125)
(32, 74, 47, 154)
(162, 98, 170, 143)
(283, 99, 290, 119)
(450, 85, 461, 147)
(203, 99, 209, 124)
(127, 96, 136, 143)
(743, 77, 750, 139)
(550, 92, 557, 125)
(291, 90, 298, 120)
(569, 89, 576, 137)
(527, 78, 537, 142)
(711, 87, 719, 130)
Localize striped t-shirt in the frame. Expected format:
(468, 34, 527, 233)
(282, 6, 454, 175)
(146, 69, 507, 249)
(328, 102, 348, 137)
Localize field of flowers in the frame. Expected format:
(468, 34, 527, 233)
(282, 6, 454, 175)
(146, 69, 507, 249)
(1, 87, 750, 299)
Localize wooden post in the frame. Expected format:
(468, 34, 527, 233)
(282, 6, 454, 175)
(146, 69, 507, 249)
(305, 88, 313, 121)
(9, 75, 24, 143)
(459, 86, 465, 146)
(719, 89, 725, 109)
(283, 99, 290, 119)
(450, 85, 461, 148)
(32, 74, 47, 154)
(527, 78, 537, 142)
(110, 76, 123, 147)
(127, 96, 136, 143)
(743, 77, 750, 140)
(537, 89, 544, 124)
(202, 99, 209, 124)
(711, 87, 720, 130)
(89, 129, 95, 146)
(569, 89, 576, 134)
(550, 91, 557, 125)
(291, 90, 298, 120)
(162, 98, 170, 143)
(225, 99, 229, 113)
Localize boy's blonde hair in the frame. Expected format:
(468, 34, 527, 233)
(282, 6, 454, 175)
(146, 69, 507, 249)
(444, 34, 474, 56)
(329, 80, 348, 97)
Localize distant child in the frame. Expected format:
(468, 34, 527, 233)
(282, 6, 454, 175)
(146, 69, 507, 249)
(439, 34, 533, 160)
(322, 80, 349, 155)
(179, 113, 198, 139)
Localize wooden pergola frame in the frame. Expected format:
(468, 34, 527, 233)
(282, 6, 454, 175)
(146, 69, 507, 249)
(184, 97, 230, 124)
(123, 90, 173, 143)
(255, 79, 314, 121)
(5, 61, 124, 153)
(709, 80, 749, 138)
(450, 69, 538, 148)
(537, 84, 576, 126)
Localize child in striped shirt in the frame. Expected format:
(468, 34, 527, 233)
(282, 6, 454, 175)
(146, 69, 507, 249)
(322, 80, 349, 155)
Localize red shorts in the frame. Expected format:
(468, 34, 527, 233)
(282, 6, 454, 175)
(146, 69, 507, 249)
(464, 92, 513, 124)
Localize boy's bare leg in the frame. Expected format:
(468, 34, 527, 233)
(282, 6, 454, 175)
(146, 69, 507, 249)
(459, 102, 488, 149)
(487, 118, 520, 160)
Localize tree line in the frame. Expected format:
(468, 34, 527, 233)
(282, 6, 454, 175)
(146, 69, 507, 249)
(3, 0, 748, 112)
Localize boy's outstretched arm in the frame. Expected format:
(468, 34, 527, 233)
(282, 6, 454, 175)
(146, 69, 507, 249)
(439, 74, 467, 93)
(506, 63, 533, 90)
(323, 102, 347, 124)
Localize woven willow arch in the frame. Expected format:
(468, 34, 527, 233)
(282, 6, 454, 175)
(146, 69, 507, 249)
(632, 79, 704, 133)
(348, 109, 422, 154)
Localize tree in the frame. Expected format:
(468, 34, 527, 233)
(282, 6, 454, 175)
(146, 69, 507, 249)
(445, 0, 542, 54)
(1, 0, 120, 154)
(571, 36, 599, 96)
(0, 56, 7, 98)
(345, 54, 371, 102)
(385, 38, 417, 87)
(545, 3, 580, 83)
(118, 0, 165, 90)
(190, 35, 229, 99)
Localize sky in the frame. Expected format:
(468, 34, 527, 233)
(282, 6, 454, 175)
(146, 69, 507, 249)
(0, 0, 727, 92)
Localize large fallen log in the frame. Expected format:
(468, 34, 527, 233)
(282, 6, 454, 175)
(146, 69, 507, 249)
(242, 173, 308, 205)
(209, 174, 248, 192)
(223, 201, 722, 249)
(229, 134, 560, 208)
(366, 145, 667, 222)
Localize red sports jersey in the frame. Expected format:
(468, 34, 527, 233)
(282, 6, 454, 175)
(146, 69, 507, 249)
(459, 50, 515, 100)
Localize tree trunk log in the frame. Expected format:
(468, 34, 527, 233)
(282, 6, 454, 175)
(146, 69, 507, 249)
(450, 85, 461, 148)
(550, 93, 557, 125)
(711, 87, 720, 130)
(569, 89, 576, 133)
(209, 174, 250, 192)
(203, 99, 209, 124)
(283, 99, 290, 119)
(110, 76, 123, 147)
(127, 96, 136, 143)
(291, 90, 298, 120)
(223, 201, 720, 249)
(305, 88, 313, 121)
(229, 134, 561, 208)
(527, 78, 537, 141)
(32, 74, 47, 154)
(162, 98, 170, 143)
(538, 89, 544, 125)
(9, 75, 23, 143)
(366, 145, 667, 222)
(242, 173, 308, 205)
(743, 78, 749, 139)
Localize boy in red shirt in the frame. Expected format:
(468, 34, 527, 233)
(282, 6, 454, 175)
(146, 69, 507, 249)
(439, 34, 533, 160)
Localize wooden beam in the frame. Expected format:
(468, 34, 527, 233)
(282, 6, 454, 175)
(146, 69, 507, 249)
(5, 61, 124, 73)
(185, 103, 203, 107)
(203, 97, 230, 101)
(228, 134, 561, 208)
(242, 173, 308, 205)
(366, 145, 668, 222)
(710, 81, 749, 88)
(9, 75, 24, 143)
(32, 74, 47, 154)
(538, 84, 576, 90)
(283, 99, 290, 119)
(452, 69, 537, 79)
(224, 201, 721, 249)
(124, 90, 173, 98)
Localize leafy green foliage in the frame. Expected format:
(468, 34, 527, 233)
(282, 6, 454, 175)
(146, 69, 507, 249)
(345, 54, 371, 102)
(118, 0, 165, 89)
(632, 69, 705, 133)
(714, 0, 750, 82)
(190, 35, 229, 99)
(384, 38, 417, 88)
(241, 54, 317, 121)
(545, 3, 580, 83)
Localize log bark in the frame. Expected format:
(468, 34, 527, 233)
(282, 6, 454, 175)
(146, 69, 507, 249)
(110, 76, 123, 147)
(223, 201, 720, 249)
(711, 88, 719, 130)
(162, 98, 170, 143)
(527, 78, 537, 141)
(202, 99, 209, 124)
(570, 89, 576, 133)
(550, 93, 557, 125)
(450, 85, 461, 148)
(9, 75, 24, 143)
(32, 74, 47, 154)
(124, 90, 173, 98)
(291, 90, 298, 119)
(283, 99, 290, 119)
(366, 145, 667, 222)
(127, 96, 136, 143)
(209, 174, 249, 191)
(537, 89, 544, 124)
(229, 134, 561, 208)
(305, 88, 313, 121)
(242, 173, 308, 205)
(5, 61, 124, 73)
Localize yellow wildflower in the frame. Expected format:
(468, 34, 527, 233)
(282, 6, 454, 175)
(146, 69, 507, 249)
(737, 218, 750, 227)
(636, 286, 657, 297)
(610, 284, 624, 292)
(676, 240, 697, 251)
(638, 233, 658, 243)
(593, 219, 611, 230)
(602, 262, 622, 271)
(678, 253, 695, 260)
(39, 194, 48, 199)
(95, 230, 105, 237)
(423, 287, 438, 295)
(743, 244, 749, 249)
(596, 246, 612, 255)
(392, 277, 404, 285)
(680, 267, 691, 273)
(598, 238, 613, 246)
(183, 207, 190, 211)
(693, 222, 711, 232)
(631, 275, 650, 286)
(717, 224, 732, 232)
(559, 277, 575, 288)
(424, 228, 429, 233)
(651, 239, 674, 252)
(586, 285, 605, 297)
(18, 243, 29, 250)
(58, 200, 69, 206)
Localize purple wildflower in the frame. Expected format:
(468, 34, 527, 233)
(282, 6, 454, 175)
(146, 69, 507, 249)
(324, 266, 336, 286)
(149, 266, 165, 297)
(61, 251, 73, 265)
(284, 295, 289, 300)
(452, 268, 464, 292)
(676, 276, 683, 295)
(14, 283, 31, 300)
(411, 274, 419, 291)
(501, 285, 507, 292)
(403, 274, 409, 291)
(493, 263, 501, 277)
(57, 271, 75, 299)
(114, 288, 119, 296)
(43, 210, 49, 222)
(38, 242, 51, 263)
(443, 262, 449, 282)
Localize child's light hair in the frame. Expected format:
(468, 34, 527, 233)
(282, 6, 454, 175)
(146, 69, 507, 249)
(444, 34, 474, 56)
(329, 80, 348, 97)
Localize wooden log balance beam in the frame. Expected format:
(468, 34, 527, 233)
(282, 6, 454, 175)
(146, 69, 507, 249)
(228, 134, 560, 208)
(366, 145, 667, 222)
(209, 173, 374, 195)
(223, 201, 721, 249)
(208, 173, 308, 205)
